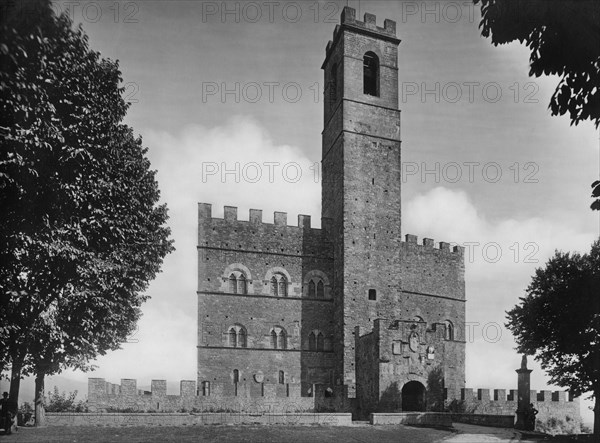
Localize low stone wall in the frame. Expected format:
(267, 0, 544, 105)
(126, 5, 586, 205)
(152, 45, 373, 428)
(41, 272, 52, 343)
(459, 388, 581, 430)
(87, 378, 345, 414)
(451, 413, 514, 428)
(370, 412, 452, 426)
(45, 412, 352, 427)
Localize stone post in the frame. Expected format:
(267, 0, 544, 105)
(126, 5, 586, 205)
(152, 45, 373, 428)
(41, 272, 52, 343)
(515, 355, 533, 430)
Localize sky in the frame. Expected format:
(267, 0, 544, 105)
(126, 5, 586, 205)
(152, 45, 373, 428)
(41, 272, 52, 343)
(3, 0, 599, 425)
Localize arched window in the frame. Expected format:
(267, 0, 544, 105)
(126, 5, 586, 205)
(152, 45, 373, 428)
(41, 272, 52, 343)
(271, 327, 287, 350)
(238, 327, 247, 348)
(279, 370, 285, 384)
(317, 332, 324, 351)
(278, 276, 287, 297)
(227, 324, 247, 348)
(308, 332, 316, 350)
(229, 327, 237, 347)
(223, 266, 250, 295)
(237, 275, 247, 295)
(308, 280, 316, 298)
(270, 277, 278, 296)
(363, 51, 379, 96)
(445, 320, 454, 341)
(201, 381, 210, 396)
(278, 329, 287, 350)
(233, 369, 239, 384)
(317, 280, 324, 299)
(330, 63, 338, 103)
(229, 274, 237, 294)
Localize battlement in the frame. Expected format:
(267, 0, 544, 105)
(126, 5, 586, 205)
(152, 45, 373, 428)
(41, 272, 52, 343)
(198, 203, 330, 232)
(324, 7, 399, 61)
(89, 378, 197, 398)
(87, 378, 340, 413)
(402, 234, 464, 255)
(461, 388, 576, 403)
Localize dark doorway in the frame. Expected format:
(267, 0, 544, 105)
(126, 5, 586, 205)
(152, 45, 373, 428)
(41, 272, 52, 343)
(401, 381, 426, 411)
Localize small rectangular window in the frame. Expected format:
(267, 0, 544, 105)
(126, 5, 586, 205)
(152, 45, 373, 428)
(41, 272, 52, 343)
(368, 289, 376, 300)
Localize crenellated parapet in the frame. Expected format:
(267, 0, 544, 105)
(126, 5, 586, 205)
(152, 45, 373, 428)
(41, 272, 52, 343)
(459, 387, 581, 428)
(324, 6, 399, 63)
(402, 234, 464, 255)
(198, 203, 333, 258)
(461, 387, 576, 404)
(400, 234, 465, 300)
(87, 378, 338, 413)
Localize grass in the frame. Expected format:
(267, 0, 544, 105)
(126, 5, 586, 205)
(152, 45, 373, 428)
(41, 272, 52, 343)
(2, 424, 453, 443)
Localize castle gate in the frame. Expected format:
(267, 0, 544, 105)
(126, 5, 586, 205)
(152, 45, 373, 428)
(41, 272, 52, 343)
(401, 381, 425, 411)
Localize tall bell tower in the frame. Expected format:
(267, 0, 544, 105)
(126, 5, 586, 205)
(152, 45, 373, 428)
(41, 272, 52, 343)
(321, 7, 402, 398)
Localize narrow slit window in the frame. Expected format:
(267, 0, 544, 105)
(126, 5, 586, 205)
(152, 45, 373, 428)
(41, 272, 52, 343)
(278, 330, 287, 350)
(317, 332, 324, 351)
(238, 275, 247, 295)
(238, 328, 247, 348)
(308, 280, 316, 298)
(229, 274, 237, 294)
(316, 280, 325, 299)
(278, 277, 287, 297)
(330, 63, 338, 103)
(229, 327, 237, 347)
(308, 332, 316, 350)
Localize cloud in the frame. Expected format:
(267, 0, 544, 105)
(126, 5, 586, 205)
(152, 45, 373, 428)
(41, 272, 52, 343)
(404, 186, 596, 423)
(59, 116, 321, 387)
(50, 119, 594, 422)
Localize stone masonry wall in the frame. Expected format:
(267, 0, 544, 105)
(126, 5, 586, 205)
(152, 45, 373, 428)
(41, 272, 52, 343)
(460, 388, 581, 429)
(197, 204, 336, 397)
(88, 378, 328, 413)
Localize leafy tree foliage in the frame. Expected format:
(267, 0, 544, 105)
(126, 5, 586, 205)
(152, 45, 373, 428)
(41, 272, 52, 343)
(474, 0, 600, 211)
(45, 387, 87, 413)
(506, 240, 600, 435)
(475, 0, 600, 127)
(0, 0, 174, 409)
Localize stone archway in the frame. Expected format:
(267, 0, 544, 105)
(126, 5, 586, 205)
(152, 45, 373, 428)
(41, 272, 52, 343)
(401, 380, 426, 411)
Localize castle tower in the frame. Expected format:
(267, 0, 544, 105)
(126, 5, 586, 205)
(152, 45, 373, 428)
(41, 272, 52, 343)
(321, 7, 402, 398)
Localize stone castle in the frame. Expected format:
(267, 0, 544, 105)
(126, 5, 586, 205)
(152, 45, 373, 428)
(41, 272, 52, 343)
(88, 8, 580, 426)
(196, 7, 464, 417)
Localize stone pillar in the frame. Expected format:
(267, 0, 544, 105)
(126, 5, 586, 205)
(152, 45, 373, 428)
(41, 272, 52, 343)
(515, 355, 533, 430)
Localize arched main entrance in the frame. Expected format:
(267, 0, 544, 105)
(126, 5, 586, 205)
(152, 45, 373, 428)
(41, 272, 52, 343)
(401, 381, 426, 411)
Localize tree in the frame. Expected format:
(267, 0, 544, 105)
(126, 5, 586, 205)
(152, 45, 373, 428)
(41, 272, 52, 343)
(474, 0, 600, 210)
(506, 240, 600, 436)
(0, 0, 174, 418)
(44, 387, 86, 413)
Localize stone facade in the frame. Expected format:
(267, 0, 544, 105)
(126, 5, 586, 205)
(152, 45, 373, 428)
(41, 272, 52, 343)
(460, 388, 580, 429)
(87, 377, 338, 413)
(196, 7, 465, 418)
(87, 7, 581, 427)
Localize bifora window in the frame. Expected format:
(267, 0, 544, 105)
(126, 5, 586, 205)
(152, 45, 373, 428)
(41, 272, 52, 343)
(227, 324, 247, 348)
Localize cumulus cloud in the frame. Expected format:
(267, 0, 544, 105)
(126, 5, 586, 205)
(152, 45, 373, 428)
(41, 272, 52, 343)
(56, 116, 322, 387)
(17, 119, 592, 421)
(404, 186, 596, 422)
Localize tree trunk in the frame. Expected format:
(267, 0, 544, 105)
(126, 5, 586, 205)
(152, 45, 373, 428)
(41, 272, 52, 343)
(8, 355, 23, 405)
(594, 388, 599, 436)
(34, 372, 45, 427)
